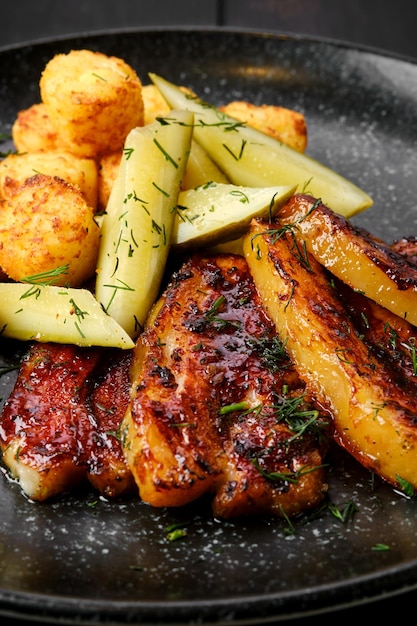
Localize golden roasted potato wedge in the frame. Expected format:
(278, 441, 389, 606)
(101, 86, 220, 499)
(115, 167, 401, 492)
(336, 280, 417, 385)
(122, 254, 329, 517)
(244, 217, 417, 493)
(0, 343, 135, 501)
(276, 194, 417, 326)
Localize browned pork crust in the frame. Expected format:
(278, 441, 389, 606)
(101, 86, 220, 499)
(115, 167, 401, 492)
(122, 254, 329, 518)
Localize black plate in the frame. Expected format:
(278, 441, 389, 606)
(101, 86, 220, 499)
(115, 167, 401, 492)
(1, 27, 417, 626)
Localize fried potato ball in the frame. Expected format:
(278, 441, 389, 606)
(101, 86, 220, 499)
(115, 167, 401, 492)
(12, 102, 59, 153)
(219, 101, 308, 152)
(0, 174, 99, 287)
(142, 84, 170, 125)
(97, 151, 122, 211)
(0, 151, 98, 209)
(39, 49, 144, 158)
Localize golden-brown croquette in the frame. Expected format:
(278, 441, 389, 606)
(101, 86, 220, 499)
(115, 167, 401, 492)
(97, 151, 122, 211)
(0, 174, 100, 287)
(219, 101, 308, 152)
(12, 102, 59, 153)
(0, 151, 98, 209)
(142, 84, 170, 125)
(40, 49, 144, 158)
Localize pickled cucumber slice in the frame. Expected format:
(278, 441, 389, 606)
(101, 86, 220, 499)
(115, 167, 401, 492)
(95, 109, 193, 338)
(150, 73, 373, 218)
(172, 182, 295, 250)
(182, 139, 229, 189)
(0, 283, 134, 348)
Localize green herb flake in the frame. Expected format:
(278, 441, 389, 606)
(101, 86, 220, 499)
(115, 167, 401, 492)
(165, 521, 190, 541)
(327, 500, 358, 523)
(396, 474, 415, 497)
(371, 543, 390, 552)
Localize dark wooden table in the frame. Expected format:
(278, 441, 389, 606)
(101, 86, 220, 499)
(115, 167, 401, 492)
(1, 1, 417, 625)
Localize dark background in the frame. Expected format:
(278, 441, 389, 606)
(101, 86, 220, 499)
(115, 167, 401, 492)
(1, 1, 417, 625)
(2, 0, 417, 61)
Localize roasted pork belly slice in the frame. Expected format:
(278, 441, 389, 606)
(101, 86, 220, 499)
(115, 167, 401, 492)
(0, 342, 100, 500)
(86, 349, 137, 498)
(392, 235, 417, 266)
(122, 254, 329, 518)
(335, 280, 417, 386)
(0, 342, 134, 501)
(244, 217, 417, 493)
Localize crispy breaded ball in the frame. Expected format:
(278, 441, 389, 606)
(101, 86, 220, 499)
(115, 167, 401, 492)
(97, 151, 122, 211)
(0, 174, 99, 287)
(12, 103, 59, 153)
(219, 101, 308, 152)
(39, 49, 144, 158)
(142, 84, 170, 125)
(0, 151, 98, 209)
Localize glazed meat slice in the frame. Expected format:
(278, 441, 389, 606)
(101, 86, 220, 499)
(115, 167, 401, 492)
(335, 280, 417, 386)
(0, 342, 134, 501)
(244, 215, 417, 494)
(122, 254, 329, 519)
(86, 349, 137, 498)
(0, 342, 100, 500)
(392, 235, 417, 266)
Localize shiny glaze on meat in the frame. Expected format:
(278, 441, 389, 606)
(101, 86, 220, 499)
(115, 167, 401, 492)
(122, 254, 329, 518)
(392, 235, 417, 266)
(276, 194, 417, 325)
(85, 349, 136, 497)
(336, 280, 417, 386)
(244, 214, 417, 493)
(0, 342, 134, 500)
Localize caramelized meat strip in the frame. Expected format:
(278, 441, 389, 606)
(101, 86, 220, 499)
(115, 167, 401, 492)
(86, 349, 137, 498)
(244, 215, 417, 493)
(335, 280, 417, 386)
(0, 342, 101, 500)
(392, 235, 417, 266)
(275, 194, 417, 325)
(122, 254, 329, 519)
(0, 342, 134, 501)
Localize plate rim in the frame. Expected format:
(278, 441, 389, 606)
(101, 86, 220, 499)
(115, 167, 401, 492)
(1, 25, 417, 624)
(1, 23, 417, 66)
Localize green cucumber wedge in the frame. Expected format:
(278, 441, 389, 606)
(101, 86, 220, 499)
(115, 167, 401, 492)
(95, 109, 193, 338)
(150, 73, 373, 218)
(0, 283, 134, 348)
(182, 139, 229, 189)
(172, 182, 295, 250)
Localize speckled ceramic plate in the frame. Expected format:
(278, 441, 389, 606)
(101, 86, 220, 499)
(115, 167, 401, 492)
(1, 27, 417, 626)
